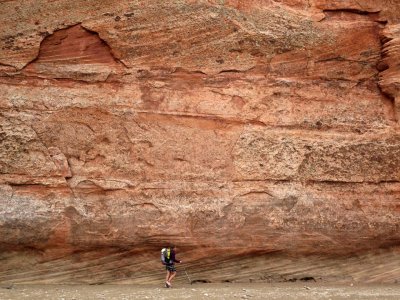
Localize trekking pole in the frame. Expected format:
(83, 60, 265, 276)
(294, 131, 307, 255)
(183, 267, 192, 285)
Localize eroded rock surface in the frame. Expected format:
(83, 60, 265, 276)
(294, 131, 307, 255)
(0, 0, 400, 284)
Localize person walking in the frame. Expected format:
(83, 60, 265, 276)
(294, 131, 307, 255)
(162, 245, 182, 288)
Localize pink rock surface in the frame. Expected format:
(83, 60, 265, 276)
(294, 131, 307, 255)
(0, 0, 399, 284)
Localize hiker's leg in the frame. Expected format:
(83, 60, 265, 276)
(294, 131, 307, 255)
(166, 270, 171, 283)
(168, 272, 174, 282)
(169, 271, 177, 283)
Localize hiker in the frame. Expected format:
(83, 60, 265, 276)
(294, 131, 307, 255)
(161, 245, 182, 288)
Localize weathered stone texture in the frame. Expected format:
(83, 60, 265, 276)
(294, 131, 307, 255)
(0, 0, 400, 284)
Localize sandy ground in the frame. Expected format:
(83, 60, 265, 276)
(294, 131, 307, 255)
(1, 282, 400, 300)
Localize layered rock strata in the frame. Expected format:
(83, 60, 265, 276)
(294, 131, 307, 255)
(0, 0, 400, 284)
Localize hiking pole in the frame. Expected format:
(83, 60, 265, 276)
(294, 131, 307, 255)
(183, 267, 192, 285)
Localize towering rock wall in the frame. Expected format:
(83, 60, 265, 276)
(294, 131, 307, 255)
(0, 0, 399, 284)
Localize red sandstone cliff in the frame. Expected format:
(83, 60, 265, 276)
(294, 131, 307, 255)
(0, 0, 400, 284)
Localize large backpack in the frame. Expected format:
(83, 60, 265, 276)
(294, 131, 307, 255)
(161, 248, 171, 265)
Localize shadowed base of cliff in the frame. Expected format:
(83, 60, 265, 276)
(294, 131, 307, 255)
(0, 247, 399, 285)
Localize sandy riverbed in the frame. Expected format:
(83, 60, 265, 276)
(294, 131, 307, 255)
(1, 283, 399, 300)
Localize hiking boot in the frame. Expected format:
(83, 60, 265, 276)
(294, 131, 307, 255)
(165, 282, 170, 288)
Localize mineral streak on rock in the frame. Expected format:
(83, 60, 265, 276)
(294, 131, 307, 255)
(0, 0, 400, 284)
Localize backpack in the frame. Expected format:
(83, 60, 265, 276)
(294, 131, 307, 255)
(161, 248, 171, 265)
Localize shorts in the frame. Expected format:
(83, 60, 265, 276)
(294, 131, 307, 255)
(166, 264, 176, 272)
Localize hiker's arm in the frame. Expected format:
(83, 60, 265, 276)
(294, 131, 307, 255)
(171, 251, 181, 263)
(173, 255, 181, 263)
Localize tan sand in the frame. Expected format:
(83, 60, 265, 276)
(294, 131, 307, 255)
(1, 283, 399, 300)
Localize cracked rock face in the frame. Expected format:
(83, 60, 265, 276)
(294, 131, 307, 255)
(0, 0, 400, 284)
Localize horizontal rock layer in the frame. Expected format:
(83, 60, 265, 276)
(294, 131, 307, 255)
(0, 0, 400, 283)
